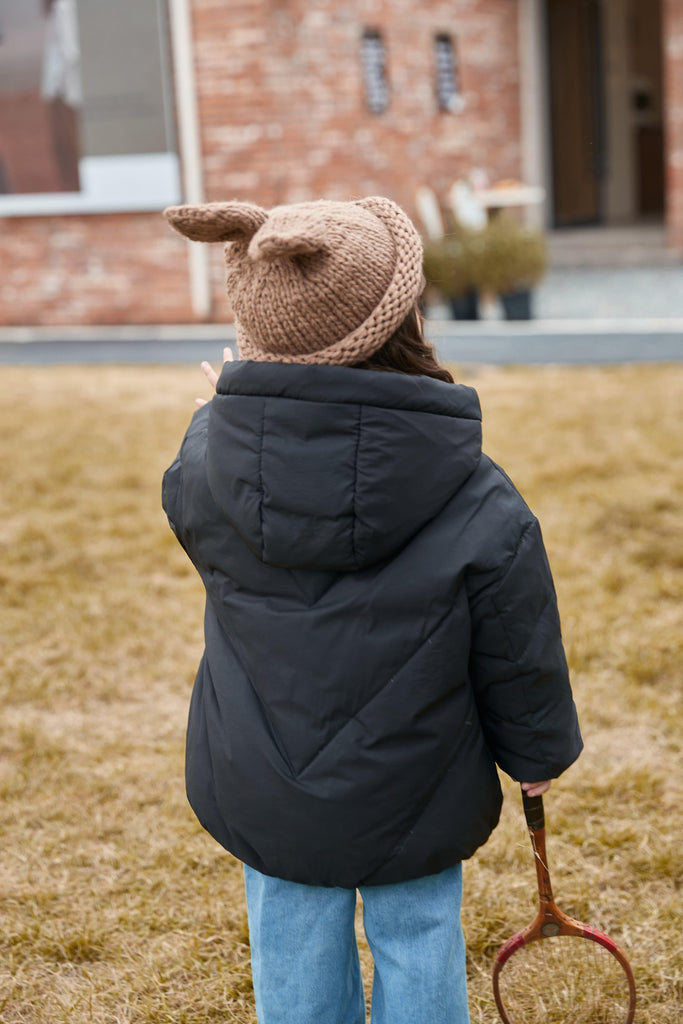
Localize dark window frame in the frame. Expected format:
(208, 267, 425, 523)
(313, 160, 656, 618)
(434, 32, 461, 113)
(361, 28, 390, 114)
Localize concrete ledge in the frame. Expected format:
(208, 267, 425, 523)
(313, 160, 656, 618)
(0, 323, 237, 344)
(0, 320, 681, 365)
(1, 317, 682, 344)
(426, 318, 683, 336)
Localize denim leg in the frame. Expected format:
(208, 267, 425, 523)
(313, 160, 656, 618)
(360, 863, 470, 1024)
(243, 864, 366, 1024)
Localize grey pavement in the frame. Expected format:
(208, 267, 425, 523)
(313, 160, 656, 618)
(1, 264, 682, 365)
(536, 266, 683, 320)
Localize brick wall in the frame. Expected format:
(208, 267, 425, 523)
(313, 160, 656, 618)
(193, 0, 523, 320)
(663, 0, 683, 250)
(194, 0, 521, 208)
(0, 214, 196, 326)
(1, 0, 522, 326)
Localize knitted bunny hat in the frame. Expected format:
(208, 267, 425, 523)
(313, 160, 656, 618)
(163, 197, 424, 365)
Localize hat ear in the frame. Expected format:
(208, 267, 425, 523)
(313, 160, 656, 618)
(163, 202, 268, 243)
(248, 226, 327, 262)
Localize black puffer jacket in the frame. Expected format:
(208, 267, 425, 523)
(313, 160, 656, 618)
(162, 361, 582, 887)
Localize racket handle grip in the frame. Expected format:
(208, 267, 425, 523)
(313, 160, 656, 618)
(522, 791, 545, 831)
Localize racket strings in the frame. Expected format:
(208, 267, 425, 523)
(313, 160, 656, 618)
(496, 933, 633, 1024)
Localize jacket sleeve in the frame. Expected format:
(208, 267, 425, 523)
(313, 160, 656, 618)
(161, 404, 211, 565)
(467, 517, 583, 782)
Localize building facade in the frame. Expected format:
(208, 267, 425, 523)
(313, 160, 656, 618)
(0, 0, 681, 326)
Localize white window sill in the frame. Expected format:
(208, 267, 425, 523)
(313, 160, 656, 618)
(0, 152, 181, 218)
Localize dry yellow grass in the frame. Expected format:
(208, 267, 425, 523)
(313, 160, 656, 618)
(1, 361, 681, 1023)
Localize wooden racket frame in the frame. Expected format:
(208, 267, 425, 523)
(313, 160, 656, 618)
(492, 790, 636, 1024)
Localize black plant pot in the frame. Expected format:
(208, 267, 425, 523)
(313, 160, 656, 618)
(500, 288, 533, 320)
(448, 289, 480, 320)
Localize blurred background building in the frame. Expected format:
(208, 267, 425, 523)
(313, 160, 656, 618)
(0, 0, 681, 326)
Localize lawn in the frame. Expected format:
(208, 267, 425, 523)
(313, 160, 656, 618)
(1, 361, 681, 1023)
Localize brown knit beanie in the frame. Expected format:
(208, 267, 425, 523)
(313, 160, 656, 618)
(163, 197, 424, 365)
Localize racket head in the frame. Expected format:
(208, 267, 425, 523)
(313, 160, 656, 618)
(492, 915, 636, 1024)
(493, 790, 636, 1024)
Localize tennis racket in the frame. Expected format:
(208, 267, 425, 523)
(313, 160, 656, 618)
(492, 789, 636, 1024)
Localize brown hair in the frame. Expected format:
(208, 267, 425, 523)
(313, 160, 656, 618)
(352, 304, 455, 384)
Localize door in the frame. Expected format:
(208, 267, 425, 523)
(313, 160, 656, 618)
(547, 0, 605, 226)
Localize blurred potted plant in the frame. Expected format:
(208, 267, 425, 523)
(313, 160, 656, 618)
(476, 215, 547, 320)
(422, 226, 484, 320)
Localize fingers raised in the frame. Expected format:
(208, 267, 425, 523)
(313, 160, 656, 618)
(201, 360, 219, 390)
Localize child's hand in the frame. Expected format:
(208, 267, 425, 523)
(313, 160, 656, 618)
(521, 780, 551, 798)
(196, 347, 234, 406)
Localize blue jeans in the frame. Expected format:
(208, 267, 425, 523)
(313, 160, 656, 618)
(243, 862, 470, 1024)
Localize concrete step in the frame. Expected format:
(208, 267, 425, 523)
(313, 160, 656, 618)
(547, 224, 682, 267)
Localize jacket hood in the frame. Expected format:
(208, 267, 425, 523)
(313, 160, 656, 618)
(206, 360, 482, 571)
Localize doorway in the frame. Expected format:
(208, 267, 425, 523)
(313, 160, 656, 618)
(545, 0, 665, 228)
(547, 0, 604, 226)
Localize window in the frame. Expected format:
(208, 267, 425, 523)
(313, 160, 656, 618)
(0, 0, 179, 216)
(434, 32, 462, 113)
(361, 29, 389, 114)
